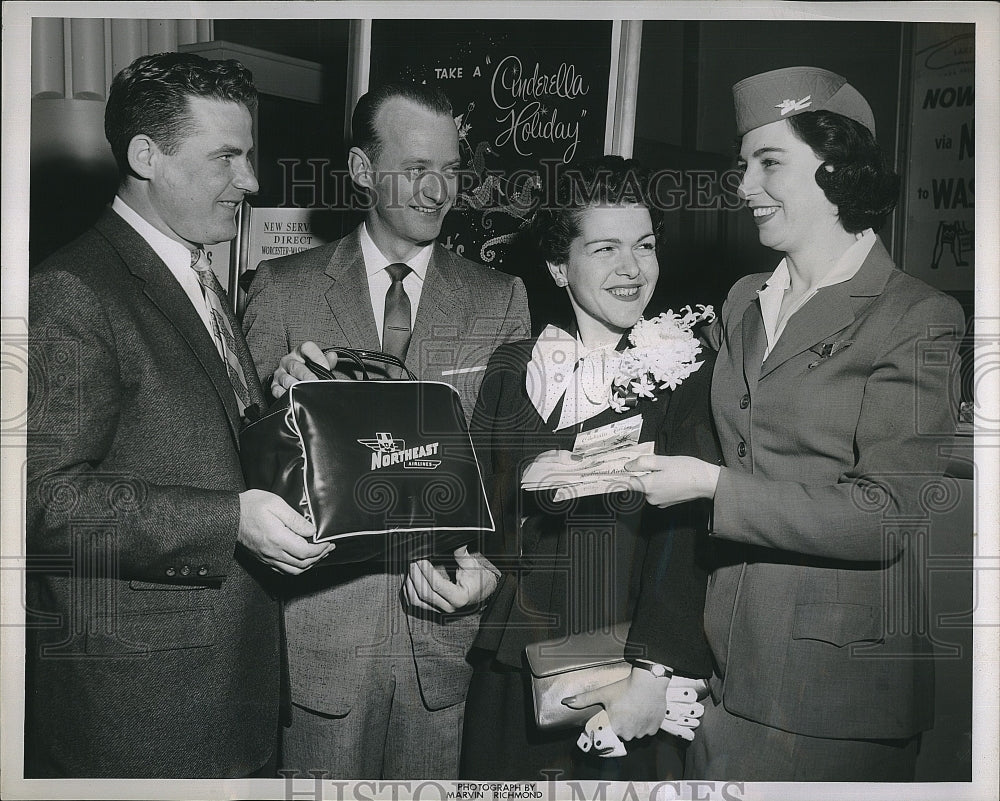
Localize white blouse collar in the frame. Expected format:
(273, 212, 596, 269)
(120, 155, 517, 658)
(527, 325, 622, 431)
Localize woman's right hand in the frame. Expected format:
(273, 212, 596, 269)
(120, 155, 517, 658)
(564, 670, 705, 742)
(564, 668, 670, 740)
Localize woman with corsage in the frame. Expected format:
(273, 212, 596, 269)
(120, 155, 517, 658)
(459, 155, 720, 781)
(625, 68, 966, 781)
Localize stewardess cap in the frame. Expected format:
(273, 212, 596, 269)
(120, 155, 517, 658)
(732, 66, 876, 137)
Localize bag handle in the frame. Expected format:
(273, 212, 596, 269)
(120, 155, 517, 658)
(304, 348, 369, 380)
(341, 348, 419, 381)
(303, 347, 418, 381)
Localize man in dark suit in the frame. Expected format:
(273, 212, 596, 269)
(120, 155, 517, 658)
(243, 82, 530, 779)
(26, 52, 331, 778)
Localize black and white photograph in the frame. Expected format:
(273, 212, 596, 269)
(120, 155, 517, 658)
(1, 2, 997, 800)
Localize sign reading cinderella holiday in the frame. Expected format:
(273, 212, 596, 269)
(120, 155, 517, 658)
(368, 19, 614, 271)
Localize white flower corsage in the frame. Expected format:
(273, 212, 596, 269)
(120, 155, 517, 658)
(609, 305, 716, 413)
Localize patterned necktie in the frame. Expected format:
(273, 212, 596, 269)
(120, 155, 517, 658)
(382, 262, 413, 363)
(190, 248, 251, 414)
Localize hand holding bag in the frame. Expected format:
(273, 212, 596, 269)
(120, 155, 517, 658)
(524, 623, 633, 729)
(239, 348, 494, 563)
(526, 622, 707, 742)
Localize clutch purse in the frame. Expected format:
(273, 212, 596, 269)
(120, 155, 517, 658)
(239, 348, 495, 563)
(524, 623, 633, 729)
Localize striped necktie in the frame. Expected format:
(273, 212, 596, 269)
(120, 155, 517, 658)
(190, 248, 252, 414)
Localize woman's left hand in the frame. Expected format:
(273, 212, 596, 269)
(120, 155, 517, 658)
(625, 455, 722, 508)
(563, 668, 670, 740)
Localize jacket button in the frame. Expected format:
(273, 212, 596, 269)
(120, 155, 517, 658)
(180, 565, 191, 576)
(197, 566, 208, 576)
(740, 394, 750, 410)
(737, 441, 747, 458)
(165, 567, 176, 577)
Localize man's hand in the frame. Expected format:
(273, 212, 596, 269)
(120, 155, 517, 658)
(403, 545, 500, 614)
(237, 489, 334, 574)
(625, 455, 721, 508)
(270, 341, 337, 398)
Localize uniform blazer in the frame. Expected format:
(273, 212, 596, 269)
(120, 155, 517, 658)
(704, 238, 965, 740)
(26, 208, 280, 777)
(242, 225, 530, 713)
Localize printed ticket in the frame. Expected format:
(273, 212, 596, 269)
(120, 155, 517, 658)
(571, 415, 643, 457)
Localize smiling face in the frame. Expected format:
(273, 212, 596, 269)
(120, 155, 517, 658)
(548, 205, 659, 348)
(360, 97, 461, 262)
(145, 96, 258, 247)
(737, 119, 843, 255)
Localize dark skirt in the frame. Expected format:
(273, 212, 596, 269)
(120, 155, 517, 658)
(459, 649, 686, 782)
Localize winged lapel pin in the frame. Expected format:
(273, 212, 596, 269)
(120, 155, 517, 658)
(776, 95, 812, 115)
(807, 340, 854, 369)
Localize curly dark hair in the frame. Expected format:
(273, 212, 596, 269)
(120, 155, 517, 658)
(351, 82, 454, 165)
(786, 111, 900, 233)
(531, 155, 661, 265)
(105, 52, 258, 177)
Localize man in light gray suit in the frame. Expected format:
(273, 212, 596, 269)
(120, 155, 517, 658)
(243, 82, 530, 779)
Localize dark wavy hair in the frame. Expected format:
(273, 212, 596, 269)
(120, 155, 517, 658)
(105, 52, 257, 177)
(531, 155, 661, 265)
(786, 111, 900, 233)
(351, 82, 454, 165)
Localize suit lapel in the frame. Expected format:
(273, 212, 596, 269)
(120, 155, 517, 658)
(741, 298, 767, 391)
(96, 210, 244, 438)
(408, 244, 468, 377)
(323, 228, 381, 351)
(759, 240, 895, 380)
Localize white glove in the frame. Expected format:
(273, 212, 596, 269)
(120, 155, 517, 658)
(578, 710, 627, 757)
(575, 678, 706, 757)
(660, 681, 705, 742)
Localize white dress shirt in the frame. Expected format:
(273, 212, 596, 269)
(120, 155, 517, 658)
(757, 229, 876, 361)
(359, 222, 433, 345)
(112, 196, 216, 341)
